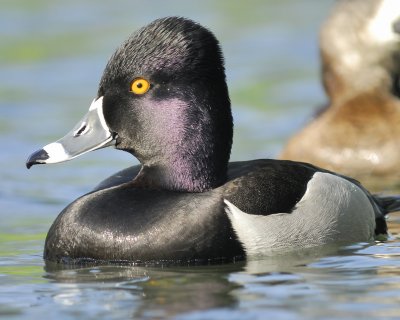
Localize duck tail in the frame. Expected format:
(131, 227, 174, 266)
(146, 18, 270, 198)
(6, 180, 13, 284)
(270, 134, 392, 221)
(373, 194, 400, 215)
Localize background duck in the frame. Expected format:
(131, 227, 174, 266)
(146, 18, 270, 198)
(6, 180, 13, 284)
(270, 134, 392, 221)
(27, 17, 400, 264)
(280, 0, 400, 191)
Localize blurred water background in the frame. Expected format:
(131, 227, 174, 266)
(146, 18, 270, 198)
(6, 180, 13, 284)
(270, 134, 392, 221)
(1, 0, 400, 319)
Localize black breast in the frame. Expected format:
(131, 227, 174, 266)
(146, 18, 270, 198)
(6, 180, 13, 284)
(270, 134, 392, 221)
(44, 185, 244, 263)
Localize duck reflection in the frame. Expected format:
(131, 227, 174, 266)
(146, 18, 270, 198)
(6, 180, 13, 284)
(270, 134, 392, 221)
(43, 246, 341, 319)
(44, 261, 244, 318)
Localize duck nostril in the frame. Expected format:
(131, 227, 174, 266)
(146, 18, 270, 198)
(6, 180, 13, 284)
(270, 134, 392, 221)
(74, 124, 87, 137)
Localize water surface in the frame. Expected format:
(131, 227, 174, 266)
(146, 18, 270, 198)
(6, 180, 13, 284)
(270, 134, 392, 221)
(2, 1, 400, 319)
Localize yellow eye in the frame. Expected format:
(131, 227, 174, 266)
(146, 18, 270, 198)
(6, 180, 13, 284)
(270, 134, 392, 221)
(130, 77, 150, 95)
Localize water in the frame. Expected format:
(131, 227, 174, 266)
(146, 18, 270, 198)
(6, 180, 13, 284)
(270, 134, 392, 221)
(1, 0, 400, 319)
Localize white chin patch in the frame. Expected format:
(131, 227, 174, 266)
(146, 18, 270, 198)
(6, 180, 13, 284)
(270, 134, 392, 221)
(43, 142, 69, 163)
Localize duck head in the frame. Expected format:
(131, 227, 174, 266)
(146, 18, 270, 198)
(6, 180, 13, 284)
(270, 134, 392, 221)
(26, 17, 232, 192)
(320, 0, 400, 104)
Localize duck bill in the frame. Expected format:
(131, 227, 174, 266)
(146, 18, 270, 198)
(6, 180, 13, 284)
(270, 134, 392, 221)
(26, 96, 115, 169)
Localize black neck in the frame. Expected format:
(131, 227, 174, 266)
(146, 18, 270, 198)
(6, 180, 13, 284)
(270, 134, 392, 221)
(132, 161, 227, 192)
(133, 85, 232, 192)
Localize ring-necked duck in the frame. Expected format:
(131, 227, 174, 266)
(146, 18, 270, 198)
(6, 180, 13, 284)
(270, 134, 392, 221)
(27, 17, 400, 264)
(280, 0, 400, 189)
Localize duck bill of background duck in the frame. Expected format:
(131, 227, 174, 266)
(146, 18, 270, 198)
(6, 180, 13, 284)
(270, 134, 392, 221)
(26, 97, 115, 169)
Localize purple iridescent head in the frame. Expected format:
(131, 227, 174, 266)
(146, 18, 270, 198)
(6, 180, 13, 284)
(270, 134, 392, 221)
(27, 17, 233, 192)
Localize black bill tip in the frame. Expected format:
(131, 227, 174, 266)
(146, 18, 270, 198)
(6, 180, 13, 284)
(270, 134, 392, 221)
(26, 149, 49, 169)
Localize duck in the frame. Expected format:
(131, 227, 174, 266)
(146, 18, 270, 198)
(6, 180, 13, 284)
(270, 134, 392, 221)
(280, 0, 400, 190)
(26, 17, 400, 264)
